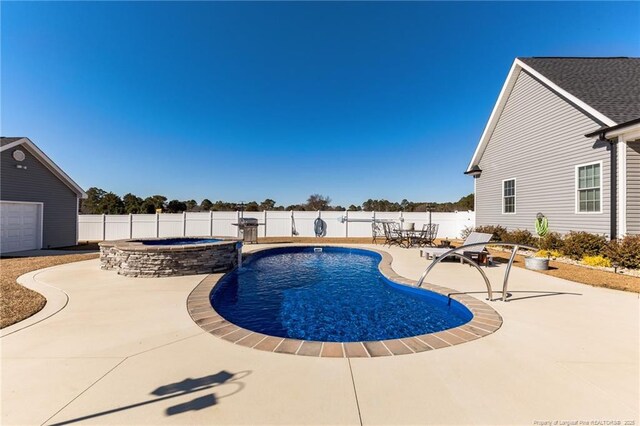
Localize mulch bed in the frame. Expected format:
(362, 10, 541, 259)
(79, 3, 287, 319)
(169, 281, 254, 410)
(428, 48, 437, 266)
(56, 242, 101, 251)
(488, 249, 640, 293)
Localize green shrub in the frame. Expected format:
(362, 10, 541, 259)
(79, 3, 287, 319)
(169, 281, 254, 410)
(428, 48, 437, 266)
(503, 229, 536, 246)
(537, 231, 564, 251)
(562, 231, 607, 260)
(474, 225, 508, 242)
(604, 235, 640, 269)
(582, 255, 612, 268)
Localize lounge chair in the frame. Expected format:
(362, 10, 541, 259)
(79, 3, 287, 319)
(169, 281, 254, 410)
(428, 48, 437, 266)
(420, 232, 493, 266)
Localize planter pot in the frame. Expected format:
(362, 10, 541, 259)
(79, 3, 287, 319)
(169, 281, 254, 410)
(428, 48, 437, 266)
(525, 257, 549, 271)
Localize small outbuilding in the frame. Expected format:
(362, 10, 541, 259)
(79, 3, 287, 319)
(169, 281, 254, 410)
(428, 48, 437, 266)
(1, 137, 87, 253)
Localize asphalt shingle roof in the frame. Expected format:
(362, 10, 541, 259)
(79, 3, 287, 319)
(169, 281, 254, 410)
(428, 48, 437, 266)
(519, 57, 640, 124)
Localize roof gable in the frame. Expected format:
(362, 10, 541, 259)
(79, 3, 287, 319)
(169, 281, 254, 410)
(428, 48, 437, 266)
(466, 57, 639, 173)
(0, 137, 87, 198)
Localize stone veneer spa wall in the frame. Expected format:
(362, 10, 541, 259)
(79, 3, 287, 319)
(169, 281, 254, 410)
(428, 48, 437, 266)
(99, 238, 241, 278)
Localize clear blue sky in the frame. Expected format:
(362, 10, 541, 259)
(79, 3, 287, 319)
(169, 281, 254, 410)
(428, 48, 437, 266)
(2, 2, 639, 207)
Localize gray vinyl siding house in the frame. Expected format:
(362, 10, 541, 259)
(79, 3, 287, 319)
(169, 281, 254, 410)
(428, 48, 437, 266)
(466, 57, 640, 239)
(1, 137, 86, 252)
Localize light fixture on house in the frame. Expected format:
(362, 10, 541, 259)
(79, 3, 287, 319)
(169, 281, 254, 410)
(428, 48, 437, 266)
(464, 165, 482, 177)
(597, 132, 610, 143)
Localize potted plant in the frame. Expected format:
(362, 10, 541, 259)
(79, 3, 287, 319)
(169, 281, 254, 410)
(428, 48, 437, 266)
(525, 213, 550, 271)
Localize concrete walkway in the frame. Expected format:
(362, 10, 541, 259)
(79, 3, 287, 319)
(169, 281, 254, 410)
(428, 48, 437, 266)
(1, 244, 638, 425)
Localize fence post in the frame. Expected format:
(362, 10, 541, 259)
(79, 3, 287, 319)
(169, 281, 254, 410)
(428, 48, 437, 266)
(345, 210, 349, 238)
(263, 210, 268, 237)
(156, 213, 160, 238)
(182, 212, 187, 236)
(236, 211, 240, 238)
(102, 214, 106, 241)
(129, 213, 133, 238)
(290, 211, 294, 237)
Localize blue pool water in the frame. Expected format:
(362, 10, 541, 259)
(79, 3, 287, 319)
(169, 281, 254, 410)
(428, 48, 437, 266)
(139, 238, 222, 246)
(211, 247, 472, 342)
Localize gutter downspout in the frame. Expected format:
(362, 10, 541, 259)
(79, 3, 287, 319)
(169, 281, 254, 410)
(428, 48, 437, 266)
(618, 137, 628, 238)
(610, 140, 617, 240)
(587, 130, 618, 241)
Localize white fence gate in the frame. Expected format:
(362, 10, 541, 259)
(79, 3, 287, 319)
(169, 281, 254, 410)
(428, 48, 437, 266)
(78, 210, 475, 241)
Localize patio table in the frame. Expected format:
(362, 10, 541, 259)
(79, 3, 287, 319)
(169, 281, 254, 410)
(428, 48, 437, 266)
(398, 229, 428, 248)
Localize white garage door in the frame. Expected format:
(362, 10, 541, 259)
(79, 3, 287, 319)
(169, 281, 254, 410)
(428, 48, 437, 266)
(1, 202, 42, 254)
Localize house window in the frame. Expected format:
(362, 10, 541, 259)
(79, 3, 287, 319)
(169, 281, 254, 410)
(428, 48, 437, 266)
(503, 179, 516, 214)
(576, 162, 601, 213)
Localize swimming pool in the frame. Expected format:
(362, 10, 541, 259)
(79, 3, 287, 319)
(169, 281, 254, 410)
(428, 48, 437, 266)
(211, 246, 473, 342)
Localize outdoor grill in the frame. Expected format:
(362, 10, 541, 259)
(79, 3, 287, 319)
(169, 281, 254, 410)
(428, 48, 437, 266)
(232, 217, 260, 244)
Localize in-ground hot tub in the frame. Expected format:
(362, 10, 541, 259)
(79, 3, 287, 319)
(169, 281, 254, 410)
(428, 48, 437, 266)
(99, 237, 241, 277)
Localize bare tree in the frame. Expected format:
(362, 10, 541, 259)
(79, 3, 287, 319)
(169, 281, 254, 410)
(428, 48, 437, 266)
(306, 194, 331, 211)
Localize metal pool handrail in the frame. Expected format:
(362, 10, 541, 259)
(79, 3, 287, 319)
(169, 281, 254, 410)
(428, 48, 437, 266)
(416, 242, 537, 302)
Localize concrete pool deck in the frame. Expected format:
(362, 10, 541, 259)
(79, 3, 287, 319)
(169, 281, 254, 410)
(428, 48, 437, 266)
(1, 244, 638, 425)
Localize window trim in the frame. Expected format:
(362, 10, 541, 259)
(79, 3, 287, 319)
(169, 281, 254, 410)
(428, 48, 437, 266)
(502, 178, 517, 215)
(575, 160, 603, 214)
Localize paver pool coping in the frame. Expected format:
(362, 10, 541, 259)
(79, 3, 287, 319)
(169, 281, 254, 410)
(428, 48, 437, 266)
(186, 245, 503, 358)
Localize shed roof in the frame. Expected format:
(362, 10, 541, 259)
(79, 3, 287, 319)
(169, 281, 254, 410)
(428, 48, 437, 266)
(1, 137, 26, 147)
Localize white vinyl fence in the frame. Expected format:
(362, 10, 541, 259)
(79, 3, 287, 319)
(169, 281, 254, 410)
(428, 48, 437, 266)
(78, 211, 474, 241)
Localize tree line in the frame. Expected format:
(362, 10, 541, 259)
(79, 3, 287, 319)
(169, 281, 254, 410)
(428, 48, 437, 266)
(79, 188, 474, 214)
